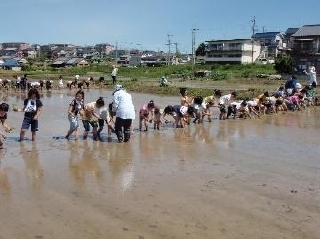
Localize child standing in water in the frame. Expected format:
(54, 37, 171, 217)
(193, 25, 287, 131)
(82, 97, 108, 140)
(0, 103, 12, 148)
(65, 90, 84, 140)
(139, 100, 155, 131)
(153, 107, 162, 130)
(96, 99, 115, 142)
(19, 88, 43, 141)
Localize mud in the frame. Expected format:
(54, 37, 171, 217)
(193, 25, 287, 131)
(0, 89, 320, 239)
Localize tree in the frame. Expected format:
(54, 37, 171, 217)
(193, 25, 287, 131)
(274, 54, 292, 74)
(195, 43, 206, 56)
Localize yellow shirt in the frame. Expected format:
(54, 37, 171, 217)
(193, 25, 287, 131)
(204, 95, 215, 104)
(82, 102, 98, 121)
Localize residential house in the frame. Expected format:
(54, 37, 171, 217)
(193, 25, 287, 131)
(65, 58, 82, 67)
(76, 46, 95, 58)
(1, 42, 29, 51)
(204, 39, 261, 64)
(109, 49, 127, 60)
(51, 57, 69, 68)
(22, 48, 37, 58)
(291, 24, 320, 73)
(84, 52, 101, 63)
(65, 58, 90, 67)
(129, 56, 141, 67)
(117, 54, 130, 66)
(252, 32, 283, 59)
(40, 44, 76, 59)
(77, 59, 90, 67)
(0, 47, 18, 57)
(1, 59, 21, 71)
(140, 55, 167, 67)
(95, 43, 114, 57)
(280, 28, 299, 52)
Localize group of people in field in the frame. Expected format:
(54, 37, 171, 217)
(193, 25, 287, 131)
(0, 74, 55, 92)
(0, 65, 120, 92)
(0, 67, 318, 147)
(62, 71, 317, 143)
(64, 84, 134, 143)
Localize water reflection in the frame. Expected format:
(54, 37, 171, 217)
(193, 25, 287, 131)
(1, 89, 320, 199)
(0, 157, 12, 197)
(68, 141, 104, 187)
(108, 144, 134, 192)
(20, 142, 44, 194)
(191, 124, 214, 144)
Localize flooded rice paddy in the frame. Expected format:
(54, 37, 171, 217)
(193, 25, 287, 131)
(0, 88, 320, 239)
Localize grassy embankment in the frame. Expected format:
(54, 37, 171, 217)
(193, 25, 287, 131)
(0, 63, 289, 99)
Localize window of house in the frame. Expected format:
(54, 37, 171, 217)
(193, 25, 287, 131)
(229, 43, 242, 50)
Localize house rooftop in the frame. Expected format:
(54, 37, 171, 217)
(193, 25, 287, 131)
(206, 39, 252, 43)
(252, 32, 281, 39)
(285, 28, 299, 35)
(2, 59, 20, 67)
(292, 24, 320, 37)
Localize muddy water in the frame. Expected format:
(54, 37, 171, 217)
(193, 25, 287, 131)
(0, 89, 320, 239)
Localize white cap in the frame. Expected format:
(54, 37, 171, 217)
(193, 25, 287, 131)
(295, 83, 302, 89)
(114, 84, 123, 92)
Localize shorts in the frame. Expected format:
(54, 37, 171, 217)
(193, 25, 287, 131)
(275, 99, 283, 106)
(82, 120, 98, 132)
(219, 104, 227, 113)
(139, 111, 149, 119)
(98, 119, 105, 127)
(21, 116, 38, 132)
(68, 114, 79, 131)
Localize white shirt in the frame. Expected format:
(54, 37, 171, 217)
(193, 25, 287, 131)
(230, 101, 242, 110)
(219, 94, 232, 105)
(112, 89, 135, 119)
(247, 100, 257, 107)
(111, 68, 118, 77)
(305, 66, 317, 85)
(99, 107, 111, 122)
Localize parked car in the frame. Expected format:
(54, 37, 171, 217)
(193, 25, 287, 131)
(257, 58, 268, 64)
(257, 58, 275, 64)
(267, 58, 275, 64)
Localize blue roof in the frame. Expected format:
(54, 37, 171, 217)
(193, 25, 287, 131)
(285, 28, 299, 35)
(2, 59, 20, 67)
(252, 32, 280, 39)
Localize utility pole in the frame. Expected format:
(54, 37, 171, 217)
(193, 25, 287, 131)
(115, 41, 118, 62)
(251, 16, 257, 63)
(192, 28, 199, 66)
(166, 34, 173, 66)
(174, 42, 179, 55)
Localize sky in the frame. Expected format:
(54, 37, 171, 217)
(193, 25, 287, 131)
(1, 0, 320, 53)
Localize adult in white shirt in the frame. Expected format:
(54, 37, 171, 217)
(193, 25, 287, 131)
(111, 65, 118, 85)
(218, 91, 237, 120)
(304, 64, 317, 86)
(111, 85, 135, 142)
